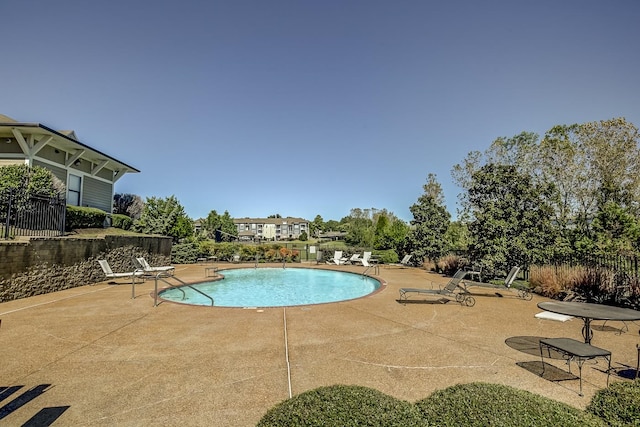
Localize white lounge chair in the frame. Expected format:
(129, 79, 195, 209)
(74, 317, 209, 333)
(388, 254, 412, 268)
(135, 257, 175, 276)
(353, 251, 372, 266)
(344, 254, 361, 264)
(326, 251, 347, 265)
(98, 260, 143, 284)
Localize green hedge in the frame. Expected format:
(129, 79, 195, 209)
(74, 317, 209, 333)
(197, 242, 301, 263)
(587, 379, 640, 426)
(257, 385, 424, 427)
(415, 383, 604, 427)
(111, 213, 133, 230)
(257, 382, 632, 427)
(65, 206, 107, 230)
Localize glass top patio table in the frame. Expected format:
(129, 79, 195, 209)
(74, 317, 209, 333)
(538, 301, 640, 344)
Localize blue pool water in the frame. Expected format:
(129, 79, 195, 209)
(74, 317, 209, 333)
(158, 267, 381, 307)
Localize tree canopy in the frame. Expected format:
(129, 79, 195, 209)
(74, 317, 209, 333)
(200, 209, 237, 242)
(404, 174, 450, 263)
(453, 117, 640, 259)
(133, 195, 193, 242)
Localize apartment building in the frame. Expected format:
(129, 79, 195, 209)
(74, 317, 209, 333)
(233, 217, 310, 241)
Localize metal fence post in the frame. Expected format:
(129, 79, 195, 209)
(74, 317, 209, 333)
(4, 189, 13, 239)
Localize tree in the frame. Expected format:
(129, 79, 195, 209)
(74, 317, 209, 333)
(113, 193, 144, 219)
(590, 200, 640, 254)
(0, 164, 65, 200)
(342, 208, 372, 246)
(451, 132, 539, 219)
(466, 164, 555, 273)
(310, 215, 324, 237)
(201, 209, 237, 242)
(404, 174, 451, 264)
(444, 221, 470, 253)
(133, 195, 193, 242)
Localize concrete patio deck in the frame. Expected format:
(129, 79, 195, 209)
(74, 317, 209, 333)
(1, 263, 638, 426)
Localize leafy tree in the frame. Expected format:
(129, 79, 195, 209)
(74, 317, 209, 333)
(343, 208, 372, 246)
(466, 164, 555, 273)
(444, 221, 470, 253)
(373, 212, 408, 253)
(113, 193, 144, 219)
(200, 209, 237, 242)
(405, 174, 451, 264)
(590, 200, 640, 254)
(310, 214, 324, 237)
(452, 132, 539, 219)
(133, 195, 193, 242)
(324, 219, 342, 232)
(0, 164, 65, 203)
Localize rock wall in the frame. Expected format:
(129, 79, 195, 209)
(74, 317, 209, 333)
(0, 236, 172, 302)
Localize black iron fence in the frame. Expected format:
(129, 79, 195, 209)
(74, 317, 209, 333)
(0, 189, 66, 238)
(537, 252, 640, 281)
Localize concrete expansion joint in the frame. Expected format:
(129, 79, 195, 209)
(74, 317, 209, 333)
(341, 357, 503, 371)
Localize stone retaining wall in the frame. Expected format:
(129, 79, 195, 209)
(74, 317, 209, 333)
(0, 236, 172, 302)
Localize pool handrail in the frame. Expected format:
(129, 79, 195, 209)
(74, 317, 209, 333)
(154, 272, 214, 307)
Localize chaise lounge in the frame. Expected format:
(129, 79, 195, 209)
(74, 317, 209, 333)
(98, 260, 144, 284)
(460, 266, 531, 300)
(135, 257, 175, 276)
(399, 269, 475, 306)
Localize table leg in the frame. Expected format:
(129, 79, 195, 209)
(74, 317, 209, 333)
(581, 317, 593, 344)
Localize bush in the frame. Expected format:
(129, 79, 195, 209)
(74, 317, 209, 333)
(111, 214, 133, 230)
(209, 242, 243, 262)
(437, 253, 466, 275)
(171, 242, 199, 264)
(414, 383, 604, 427)
(65, 206, 108, 230)
(572, 268, 616, 303)
(372, 249, 398, 264)
(257, 385, 424, 427)
(587, 380, 640, 426)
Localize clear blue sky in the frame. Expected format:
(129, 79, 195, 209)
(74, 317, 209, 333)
(2, 0, 639, 222)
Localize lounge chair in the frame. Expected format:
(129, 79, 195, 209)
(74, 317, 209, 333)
(344, 254, 361, 264)
(388, 254, 412, 268)
(460, 266, 531, 300)
(353, 251, 371, 266)
(98, 260, 143, 284)
(399, 270, 475, 306)
(326, 251, 347, 265)
(463, 261, 483, 282)
(135, 257, 175, 276)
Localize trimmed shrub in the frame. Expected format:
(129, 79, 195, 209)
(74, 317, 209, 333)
(587, 380, 640, 426)
(414, 383, 605, 427)
(171, 242, 199, 264)
(257, 385, 425, 427)
(65, 206, 107, 230)
(111, 214, 133, 230)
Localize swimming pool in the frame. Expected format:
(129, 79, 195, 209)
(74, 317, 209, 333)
(158, 267, 382, 307)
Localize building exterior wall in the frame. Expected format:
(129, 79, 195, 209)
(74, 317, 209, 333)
(33, 159, 66, 183)
(83, 176, 113, 211)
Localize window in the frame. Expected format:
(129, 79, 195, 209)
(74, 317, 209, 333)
(67, 174, 81, 206)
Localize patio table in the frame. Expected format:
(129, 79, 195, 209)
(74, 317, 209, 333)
(538, 301, 640, 344)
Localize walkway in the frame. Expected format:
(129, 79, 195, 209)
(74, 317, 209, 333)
(0, 263, 638, 426)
